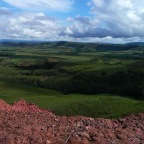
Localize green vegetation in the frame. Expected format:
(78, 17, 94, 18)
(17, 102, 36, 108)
(0, 79, 144, 119)
(0, 41, 144, 118)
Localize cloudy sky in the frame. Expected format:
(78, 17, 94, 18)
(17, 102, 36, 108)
(0, 0, 144, 43)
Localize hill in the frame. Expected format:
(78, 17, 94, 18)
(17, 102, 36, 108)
(0, 40, 144, 51)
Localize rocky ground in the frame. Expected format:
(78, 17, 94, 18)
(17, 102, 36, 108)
(0, 99, 144, 144)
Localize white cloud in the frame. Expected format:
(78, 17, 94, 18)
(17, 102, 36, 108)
(0, 11, 62, 40)
(3, 0, 74, 12)
(62, 0, 144, 40)
(1, 0, 144, 43)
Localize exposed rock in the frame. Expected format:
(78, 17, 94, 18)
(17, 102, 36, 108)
(0, 99, 144, 144)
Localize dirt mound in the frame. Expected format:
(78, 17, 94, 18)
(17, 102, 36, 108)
(0, 100, 11, 111)
(12, 99, 50, 113)
(0, 99, 144, 144)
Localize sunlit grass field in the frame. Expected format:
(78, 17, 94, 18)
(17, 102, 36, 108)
(0, 80, 143, 119)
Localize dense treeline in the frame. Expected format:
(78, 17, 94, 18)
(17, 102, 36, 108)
(16, 60, 58, 70)
(60, 70, 144, 100)
(0, 51, 15, 57)
(103, 54, 144, 60)
(15, 59, 75, 71)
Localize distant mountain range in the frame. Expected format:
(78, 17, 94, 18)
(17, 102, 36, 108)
(126, 42, 144, 45)
(0, 39, 42, 44)
(0, 39, 144, 52)
(0, 39, 144, 45)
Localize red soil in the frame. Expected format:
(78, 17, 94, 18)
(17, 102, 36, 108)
(0, 99, 144, 144)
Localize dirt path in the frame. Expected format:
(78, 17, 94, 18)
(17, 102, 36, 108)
(0, 99, 144, 144)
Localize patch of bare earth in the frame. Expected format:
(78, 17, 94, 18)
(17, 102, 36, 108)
(0, 99, 144, 144)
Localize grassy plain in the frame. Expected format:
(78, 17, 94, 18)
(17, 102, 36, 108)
(0, 79, 144, 119)
(0, 42, 144, 118)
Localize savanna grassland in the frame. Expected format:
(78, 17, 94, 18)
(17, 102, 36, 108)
(0, 41, 144, 118)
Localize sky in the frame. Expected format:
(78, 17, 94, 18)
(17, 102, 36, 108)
(0, 0, 144, 43)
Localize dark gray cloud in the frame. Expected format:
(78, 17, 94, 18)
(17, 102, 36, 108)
(0, 7, 12, 16)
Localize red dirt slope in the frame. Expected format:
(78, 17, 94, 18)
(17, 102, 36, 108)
(0, 99, 144, 144)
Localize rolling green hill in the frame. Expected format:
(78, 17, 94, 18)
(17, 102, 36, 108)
(0, 41, 143, 118)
